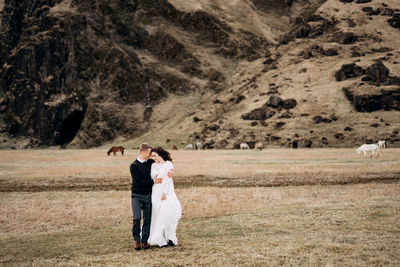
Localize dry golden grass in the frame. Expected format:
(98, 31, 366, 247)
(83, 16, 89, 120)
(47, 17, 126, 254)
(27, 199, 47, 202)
(0, 148, 399, 265)
(1, 184, 399, 238)
(1, 184, 399, 266)
(1, 148, 399, 191)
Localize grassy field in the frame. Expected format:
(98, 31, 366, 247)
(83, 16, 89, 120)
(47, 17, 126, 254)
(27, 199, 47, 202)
(0, 148, 399, 266)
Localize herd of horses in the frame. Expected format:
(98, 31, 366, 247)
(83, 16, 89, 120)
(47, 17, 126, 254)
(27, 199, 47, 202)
(356, 140, 386, 157)
(185, 142, 263, 150)
(106, 140, 387, 157)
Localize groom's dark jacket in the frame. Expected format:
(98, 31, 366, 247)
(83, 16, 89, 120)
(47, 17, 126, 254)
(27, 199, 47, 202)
(130, 159, 155, 195)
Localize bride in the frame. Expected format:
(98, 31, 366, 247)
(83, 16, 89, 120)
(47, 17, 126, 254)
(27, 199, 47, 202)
(148, 146, 182, 247)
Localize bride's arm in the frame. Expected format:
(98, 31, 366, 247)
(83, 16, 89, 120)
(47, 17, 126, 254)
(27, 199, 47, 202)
(161, 162, 173, 199)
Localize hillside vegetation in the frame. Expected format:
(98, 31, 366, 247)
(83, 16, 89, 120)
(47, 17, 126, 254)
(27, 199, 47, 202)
(0, 0, 399, 149)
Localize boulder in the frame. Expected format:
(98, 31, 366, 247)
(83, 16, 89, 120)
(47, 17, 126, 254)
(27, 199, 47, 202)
(332, 32, 357, 44)
(304, 139, 312, 148)
(322, 48, 339, 56)
(313, 115, 332, 124)
(193, 117, 203, 123)
(381, 8, 394, 16)
(364, 60, 389, 83)
(266, 95, 283, 108)
(242, 107, 275, 120)
(362, 7, 381, 16)
(282, 99, 297, 109)
(388, 13, 400, 29)
(313, 115, 323, 124)
(334, 133, 345, 140)
(235, 95, 246, 104)
(335, 63, 364, 81)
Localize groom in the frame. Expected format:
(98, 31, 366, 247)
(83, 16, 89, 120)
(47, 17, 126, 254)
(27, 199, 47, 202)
(130, 143, 161, 250)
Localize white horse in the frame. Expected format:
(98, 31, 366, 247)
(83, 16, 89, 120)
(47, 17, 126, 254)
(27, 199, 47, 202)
(195, 142, 204, 150)
(186, 144, 194, 150)
(377, 140, 386, 149)
(240, 142, 250, 149)
(356, 144, 380, 157)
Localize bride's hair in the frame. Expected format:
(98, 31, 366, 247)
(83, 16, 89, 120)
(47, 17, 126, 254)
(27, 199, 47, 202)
(152, 146, 172, 162)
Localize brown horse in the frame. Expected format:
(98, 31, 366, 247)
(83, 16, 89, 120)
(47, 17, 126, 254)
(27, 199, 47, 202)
(255, 142, 263, 151)
(107, 146, 125, 156)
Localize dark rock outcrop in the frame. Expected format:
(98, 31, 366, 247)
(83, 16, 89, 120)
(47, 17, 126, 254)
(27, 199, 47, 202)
(298, 45, 338, 59)
(242, 107, 276, 120)
(266, 95, 283, 108)
(230, 95, 246, 104)
(362, 7, 381, 16)
(343, 87, 400, 112)
(282, 99, 297, 109)
(0, 0, 271, 147)
(334, 133, 344, 140)
(303, 139, 313, 148)
(313, 115, 332, 124)
(332, 31, 357, 44)
(280, 15, 338, 44)
(387, 13, 400, 29)
(266, 95, 296, 110)
(364, 60, 390, 83)
(335, 63, 364, 81)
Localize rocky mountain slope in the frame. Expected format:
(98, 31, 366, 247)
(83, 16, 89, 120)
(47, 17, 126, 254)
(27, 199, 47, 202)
(0, 0, 399, 149)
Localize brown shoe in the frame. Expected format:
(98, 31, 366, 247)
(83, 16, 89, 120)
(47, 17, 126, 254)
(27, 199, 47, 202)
(141, 242, 151, 249)
(133, 240, 141, 250)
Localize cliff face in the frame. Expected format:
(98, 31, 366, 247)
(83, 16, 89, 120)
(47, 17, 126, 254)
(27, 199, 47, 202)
(1, 0, 399, 149)
(0, 0, 276, 147)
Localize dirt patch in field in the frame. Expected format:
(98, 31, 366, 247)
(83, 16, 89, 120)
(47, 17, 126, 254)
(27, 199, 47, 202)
(1, 174, 399, 192)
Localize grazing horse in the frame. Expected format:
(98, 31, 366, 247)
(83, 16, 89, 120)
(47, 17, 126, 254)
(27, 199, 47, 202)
(255, 142, 263, 151)
(240, 142, 250, 149)
(377, 140, 386, 149)
(107, 146, 125, 156)
(356, 144, 379, 157)
(186, 144, 194, 150)
(195, 142, 204, 150)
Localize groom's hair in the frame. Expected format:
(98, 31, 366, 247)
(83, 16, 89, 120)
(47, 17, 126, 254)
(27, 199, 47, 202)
(139, 143, 153, 152)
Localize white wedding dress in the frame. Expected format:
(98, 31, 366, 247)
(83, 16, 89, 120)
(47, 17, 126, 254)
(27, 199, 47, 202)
(148, 161, 182, 247)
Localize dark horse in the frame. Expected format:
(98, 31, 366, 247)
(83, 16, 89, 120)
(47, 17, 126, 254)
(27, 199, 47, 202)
(107, 146, 125, 156)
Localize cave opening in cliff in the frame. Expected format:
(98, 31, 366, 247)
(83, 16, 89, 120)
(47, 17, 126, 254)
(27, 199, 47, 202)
(56, 110, 85, 146)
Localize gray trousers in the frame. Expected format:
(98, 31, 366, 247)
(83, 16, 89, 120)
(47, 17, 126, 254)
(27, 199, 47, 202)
(131, 193, 152, 243)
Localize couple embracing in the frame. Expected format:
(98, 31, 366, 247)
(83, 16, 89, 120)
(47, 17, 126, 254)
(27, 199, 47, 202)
(130, 143, 182, 250)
